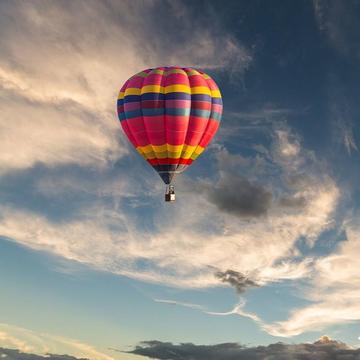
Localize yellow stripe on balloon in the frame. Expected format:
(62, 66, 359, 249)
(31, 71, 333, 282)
(124, 87, 141, 96)
(124, 85, 214, 96)
(138, 144, 196, 154)
(136, 144, 205, 160)
(167, 144, 187, 152)
(118, 91, 125, 99)
(190, 86, 211, 95)
(211, 89, 222, 98)
(139, 144, 166, 154)
(191, 146, 205, 160)
(141, 85, 164, 94)
(165, 84, 191, 94)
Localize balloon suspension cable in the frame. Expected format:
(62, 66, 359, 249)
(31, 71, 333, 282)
(165, 184, 176, 202)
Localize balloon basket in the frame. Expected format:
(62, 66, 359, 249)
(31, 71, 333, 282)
(165, 185, 175, 202)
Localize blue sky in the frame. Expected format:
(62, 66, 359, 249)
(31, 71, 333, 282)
(0, 0, 360, 359)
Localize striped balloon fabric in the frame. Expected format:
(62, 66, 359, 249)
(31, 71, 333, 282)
(117, 66, 223, 184)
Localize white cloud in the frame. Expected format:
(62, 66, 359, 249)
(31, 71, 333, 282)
(0, 1, 350, 339)
(0, 88, 123, 173)
(263, 223, 360, 337)
(0, 1, 251, 174)
(0, 126, 340, 290)
(205, 299, 262, 324)
(154, 299, 203, 311)
(0, 323, 114, 360)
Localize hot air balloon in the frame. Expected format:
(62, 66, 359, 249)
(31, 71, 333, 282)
(117, 66, 222, 201)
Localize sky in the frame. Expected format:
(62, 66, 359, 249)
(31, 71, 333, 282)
(0, 0, 360, 359)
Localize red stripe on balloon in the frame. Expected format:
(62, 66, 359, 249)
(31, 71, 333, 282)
(147, 158, 193, 165)
(141, 100, 165, 108)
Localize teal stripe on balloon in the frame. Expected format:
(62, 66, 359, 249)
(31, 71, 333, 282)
(118, 112, 127, 121)
(123, 109, 143, 119)
(122, 108, 221, 121)
(210, 111, 222, 121)
(166, 108, 191, 116)
(142, 108, 165, 116)
(190, 109, 211, 118)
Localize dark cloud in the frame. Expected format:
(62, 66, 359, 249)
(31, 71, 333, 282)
(215, 269, 258, 293)
(278, 195, 307, 208)
(0, 348, 87, 360)
(204, 174, 272, 217)
(126, 337, 360, 360)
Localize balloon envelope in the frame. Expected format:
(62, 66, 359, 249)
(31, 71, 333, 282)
(117, 66, 222, 184)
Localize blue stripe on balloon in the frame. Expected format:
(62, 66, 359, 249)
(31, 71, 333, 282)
(141, 93, 166, 101)
(212, 97, 223, 105)
(123, 95, 143, 103)
(123, 93, 219, 103)
(142, 108, 165, 116)
(190, 94, 212, 102)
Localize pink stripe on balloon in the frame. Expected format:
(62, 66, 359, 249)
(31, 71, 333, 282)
(148, 131, 167, 145)
(120, 121, 138, 147)
(133, 132, 151, 147)
(211, 104, 223, 113)
(165, 115, 189, 132)
(166, 132, 187, 146)
(124, 117, 146, 133)
(188, 75, 210, 87)
(166, 72, 189, 85)
(143, 116, 165, 132)
(184, 131, 203, 146)
(144, 72, 163, 85)
(164, 99, 191, 108)
(205, 77, 219, 90)
(124, 101, 141, 111)
(186, 116, 209, 133)
(127, 76, 144, 88)
(120, 80, 129, 93)
(198, 120, 219, 147)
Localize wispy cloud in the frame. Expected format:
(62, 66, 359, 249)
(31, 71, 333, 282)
(0, 0, 251, 174)
(0, 125, 340, 290)
(0, 111, 345, 337)
(312, 0, 360, 58)
(153, 299, 204, 311)
(0, 1, 351, 339)
(263, 223, 360, 337)
(0, 324, 113, 360)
